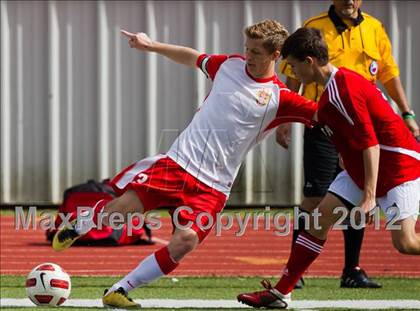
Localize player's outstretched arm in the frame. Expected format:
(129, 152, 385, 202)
(121, 30, 200, 68)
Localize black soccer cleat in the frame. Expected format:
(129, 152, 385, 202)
(340, 267, 382, 288)
(294, 277, 305, 289)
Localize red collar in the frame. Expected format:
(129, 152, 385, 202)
(245, 65, 276, 83)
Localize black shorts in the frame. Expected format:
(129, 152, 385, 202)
(303, 125, 342, 197)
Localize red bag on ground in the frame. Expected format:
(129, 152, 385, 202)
(46, 179, 153, 246)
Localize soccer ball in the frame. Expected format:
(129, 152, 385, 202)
(26, 263, 71, 306)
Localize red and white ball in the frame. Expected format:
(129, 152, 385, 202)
(26, 263, 71, 306)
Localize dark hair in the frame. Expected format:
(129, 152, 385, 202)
(281, 27, 329, 65)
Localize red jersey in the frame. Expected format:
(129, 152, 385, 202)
(317, 67, 420, 196)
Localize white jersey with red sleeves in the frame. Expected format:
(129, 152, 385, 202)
(166, 54, 316, 194)
(317, 66, 420, 196)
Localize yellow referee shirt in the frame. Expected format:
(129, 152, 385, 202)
(279, 5, 400, 101)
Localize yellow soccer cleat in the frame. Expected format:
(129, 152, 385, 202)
(52, 219, 81, 251)
(103, 287, 141, 309)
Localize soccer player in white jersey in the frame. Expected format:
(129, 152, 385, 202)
(237, 27, 420, 309)
(52, 20, 317, 308)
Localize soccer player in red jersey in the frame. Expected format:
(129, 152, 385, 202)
(52, 20, 318, 308)
(238, 27, 420, 309)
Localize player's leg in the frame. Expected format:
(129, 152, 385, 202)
(335, 195, 381, 288)
(52, 155, 167, 252)
(52, 190, 143, 251)
(99, 189, 144, 227)
(391, 217, 420, 254)
(339, 181, 378, 288)
(54, 193, 146, 306)
(102, 227, 199, 309)
(297, 125, 370, 288)
(381, 178, 420, 255)
(103, 209, 213, 309)
(104, 159, 226, 308)
(291, 126, 335, 288)
(107, 227, 198, 293)
(295, 198, 321, 243)
(167, 227, 200, 261)
(292, 197, 320, 289)
(327, 171, 381, 288)
(302, 126, 378, 288)
(237, 192, 342, 308)
(76, 189, 145, 234)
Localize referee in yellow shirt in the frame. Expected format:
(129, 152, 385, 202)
(277, 0, 419, 289)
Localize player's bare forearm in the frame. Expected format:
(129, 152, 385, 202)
(383, 77, 420, 136)
(121, 30, 200, 68)
(362, 144, 380, 201)
(149, 41, 200, 68)
(275, 77, 304, 149)
(383, 76, 410, 113)
(359, 144, 380, 221)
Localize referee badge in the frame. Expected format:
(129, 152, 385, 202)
(255, 88, 272, 106)
(369, 60, 378, 76)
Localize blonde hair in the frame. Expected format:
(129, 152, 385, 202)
(244, 19, 289, 54)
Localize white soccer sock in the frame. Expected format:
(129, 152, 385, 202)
(74, 209, 94, 235)
(74, 199, 107, 235)
(109, 253, 165, 293)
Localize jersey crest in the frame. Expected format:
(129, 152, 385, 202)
(255, 88, 272, 106)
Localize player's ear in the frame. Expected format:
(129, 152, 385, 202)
(272, 50, 281, 61)
(304, 56, 314, 66)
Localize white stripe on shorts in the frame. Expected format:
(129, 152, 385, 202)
(115, 154, 166, 189)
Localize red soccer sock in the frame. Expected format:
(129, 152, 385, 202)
(154, 246, 179, 275)
(275, 231, 326, 294)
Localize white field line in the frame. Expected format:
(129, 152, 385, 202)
(1, 298, 420, 309)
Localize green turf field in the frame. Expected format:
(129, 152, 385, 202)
(2, 308, 420, 311)
(1, 275, 420, 310)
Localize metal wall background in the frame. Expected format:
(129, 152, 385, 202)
(1, 1, 419, 205)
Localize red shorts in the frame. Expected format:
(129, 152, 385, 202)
(109, 155, 227, 242)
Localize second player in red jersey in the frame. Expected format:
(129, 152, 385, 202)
(238, 27, 420, 309)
